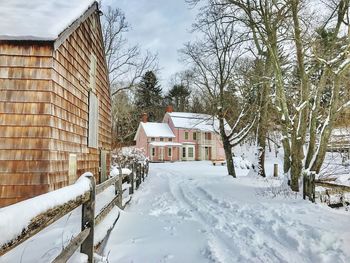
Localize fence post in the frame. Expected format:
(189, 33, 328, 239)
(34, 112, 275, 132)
(141, 164, 145, 182)
(138, 163, 142, 186)
(117, 167, 123, 208)
(136, 163, 140, 189)
(146, 160, 149, 176)
(129, 173, 134, 195)
(129, 165, 134, 195)
(303, 173, 306, 200)
(81, 174, 96, 263)
(310, 172, 315, 203)
(273, 164, 278, 177)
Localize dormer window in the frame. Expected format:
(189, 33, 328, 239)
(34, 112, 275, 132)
(160, 138, 164, 142)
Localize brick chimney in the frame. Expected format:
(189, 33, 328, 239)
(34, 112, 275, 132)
(166, 105, 173, 113)
(141, 113, 148, 123)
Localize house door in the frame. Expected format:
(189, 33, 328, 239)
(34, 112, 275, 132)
(159, 148, 164, 161)
(205, 147, 211, 160)
(187, 146, 195, 161)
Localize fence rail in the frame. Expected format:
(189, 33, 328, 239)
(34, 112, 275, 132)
(0, 160, 149, 263)
(303, 173, 350, 207)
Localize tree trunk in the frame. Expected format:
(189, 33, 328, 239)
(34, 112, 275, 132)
(282, 138, 291, 174)
(224, 138, 236, 178)
(256, 57, 272, 177)
(218, 111, 236, 178)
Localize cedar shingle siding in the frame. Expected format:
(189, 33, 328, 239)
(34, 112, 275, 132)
(0, 4, 112, 207)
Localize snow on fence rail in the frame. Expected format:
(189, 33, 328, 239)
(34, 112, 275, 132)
(0, 160, 149, 263)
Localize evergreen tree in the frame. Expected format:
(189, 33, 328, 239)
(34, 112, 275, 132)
(165, 84, 191, 112)
(135, 71, 164, 121)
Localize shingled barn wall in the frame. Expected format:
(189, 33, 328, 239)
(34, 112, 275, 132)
(0, 7, 112, 207)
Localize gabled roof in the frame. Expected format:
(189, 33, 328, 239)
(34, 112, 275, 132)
(0, 0, 96, 41)
(134, 122, 176, 140)
(166, 112, 230, 133)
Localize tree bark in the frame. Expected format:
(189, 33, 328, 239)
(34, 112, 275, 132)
(219, 108, 236, 177)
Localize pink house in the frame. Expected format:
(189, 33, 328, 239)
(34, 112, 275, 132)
(134, 108, 228, 162)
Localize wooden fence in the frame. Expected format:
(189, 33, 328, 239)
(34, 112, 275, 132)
(315, 180, 350, 207)
(0, 160, 149, 263)
(303, 172, 350, 207)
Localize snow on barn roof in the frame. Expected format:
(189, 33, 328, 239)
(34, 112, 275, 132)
(167, 112, 230, 133)
(140, 122, 176, 138)
(0, 0, 95, 41)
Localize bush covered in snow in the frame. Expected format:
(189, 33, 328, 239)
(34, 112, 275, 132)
(112, 147, 147, 169)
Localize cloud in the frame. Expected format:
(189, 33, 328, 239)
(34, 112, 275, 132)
(102, 0, 198, 91)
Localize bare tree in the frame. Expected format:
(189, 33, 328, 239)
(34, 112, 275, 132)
(181, 6, 257, 177)
(188, 0, 350, 192)
(215, 0, 350, 191)
(102, 6, 158, 96)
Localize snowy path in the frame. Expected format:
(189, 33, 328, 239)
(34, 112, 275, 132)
(104, 162, 350, 263)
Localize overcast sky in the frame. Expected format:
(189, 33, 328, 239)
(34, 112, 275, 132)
(102, 0, 199, 90)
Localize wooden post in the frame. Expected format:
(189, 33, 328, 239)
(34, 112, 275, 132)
(303, 173, 307, 200)
(81, 174, 96, 263)
(139, 163, 142, 186)
(303, 173, 306, 200)
(273, 164, 278, 177)
(136, 163, 141, 189)
(117, 168, 123, 208)
(141, 164, 145, 182)
(114, 167, 121, 195)
(146, 160, 149, 175)
(310, 172, 315, 203)
(129, 172, 134, 195)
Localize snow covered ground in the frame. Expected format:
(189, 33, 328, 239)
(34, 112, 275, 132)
(104, 161, 350, 263)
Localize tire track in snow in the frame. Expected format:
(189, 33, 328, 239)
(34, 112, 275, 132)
(147, 166, 347, 263)
(158, 168, 276, 262)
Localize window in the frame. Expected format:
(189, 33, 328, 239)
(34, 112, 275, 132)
(152, 148, 156, 156)
(151, 137, 155, 141)
(205, 132, 212, 140)
(169, 138, 173, 142)
(185, 132, 189, 140)
(88, 92, 98, 148)
(188, 147, 194, 158)
(168, 147, 172, 157)
(182, 147, 186, 158)
(89, 53, 97, 92)
(193, 132, 197, 140)
(160, 138, 164, 142)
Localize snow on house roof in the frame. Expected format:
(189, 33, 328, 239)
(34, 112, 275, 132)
(140, 122, 176, 138)
(167, 112, 230, 133)
(0, 0, 95, 41)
